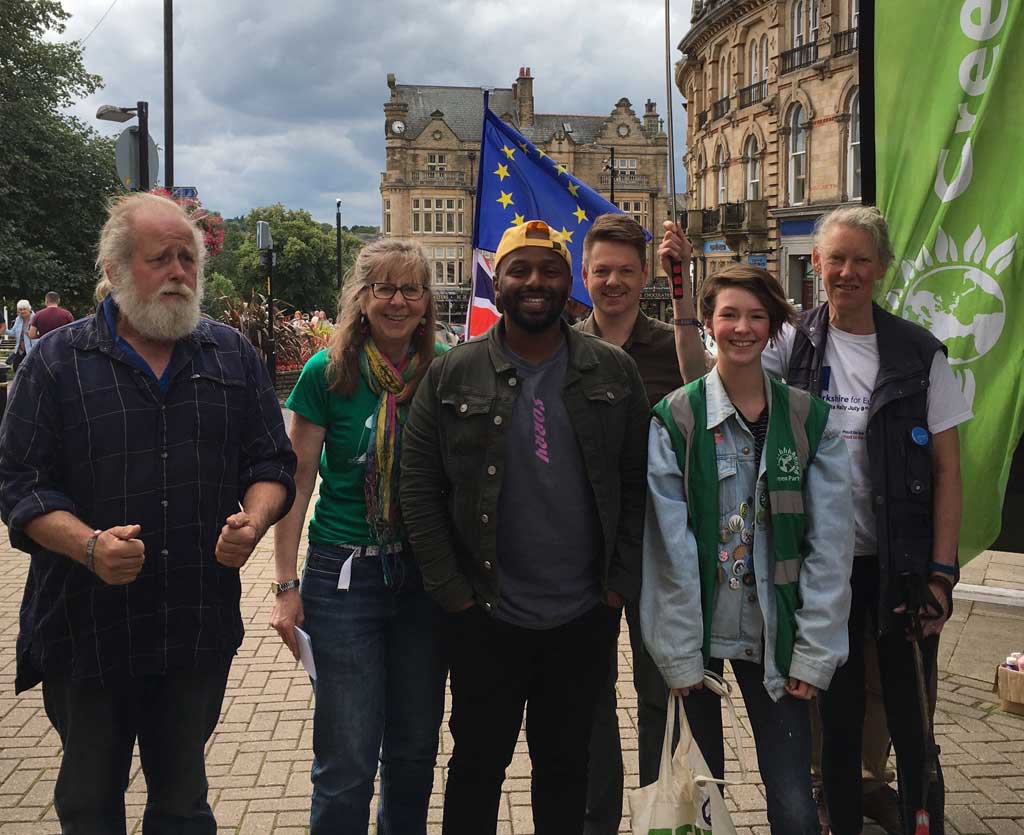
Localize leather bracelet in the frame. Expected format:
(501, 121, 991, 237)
(85, 530, 102, 573)
(930, 561, 956, 577)
(671, 318, 701, 328)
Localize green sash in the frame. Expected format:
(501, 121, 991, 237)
(652, 375, 829, 675)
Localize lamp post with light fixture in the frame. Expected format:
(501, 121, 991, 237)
(336, 199, 343, 291)
(96, 101, 151, 191)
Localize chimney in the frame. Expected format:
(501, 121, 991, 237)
(516, 66, 534, 128)
(644, 98, 660, 136)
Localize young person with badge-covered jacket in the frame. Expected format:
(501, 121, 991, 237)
(641, 264, 854, 835)
(401, 220, 649, 835)
(768, 207, 968, 835)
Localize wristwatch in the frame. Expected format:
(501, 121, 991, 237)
(271, 579, 300, 595)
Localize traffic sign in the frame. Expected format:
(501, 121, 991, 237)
(115, 127, 159, 190)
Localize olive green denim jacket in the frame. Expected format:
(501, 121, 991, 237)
(400, 320, 650, 613)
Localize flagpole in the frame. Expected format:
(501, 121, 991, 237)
(468, 91, 492, 338)
(471, 91, 491, 250)
(664, 0, 687, 300)
(859, 0, 877, 205)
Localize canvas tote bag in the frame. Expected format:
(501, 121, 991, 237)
(628, 671, 744, 835)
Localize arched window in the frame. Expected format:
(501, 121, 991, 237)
(793, 1, 805, 47)
(746, 136, 761, 200)
(696, 153, 706, 209)
(848, 90, 861, 199)
(810, 0, 819, 41)
(760, 34, 769, 80)
(716, 146, 727, 206)
(750, 39, 759, 83)
(789, 105, 807, 204)
(719, 53, 729, 98)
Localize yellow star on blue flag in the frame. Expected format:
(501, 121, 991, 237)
(473, 97, 650, 305)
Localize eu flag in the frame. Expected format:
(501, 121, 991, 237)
(473, 100, 650, 306)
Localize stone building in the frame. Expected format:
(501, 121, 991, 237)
(381, 68, 674, 320)
(677, 0, 861, 308)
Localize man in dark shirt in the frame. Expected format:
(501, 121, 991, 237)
(575, 213, 696, 834)
(0, 192, 296, 834)
(28, 291, 74, 337)
(402, 220, 648, 834)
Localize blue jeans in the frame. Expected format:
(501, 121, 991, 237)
(301, 544, 446, 835)
(682, 657, 819, 835)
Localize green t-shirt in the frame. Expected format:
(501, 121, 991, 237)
(285, 345, 446, 546)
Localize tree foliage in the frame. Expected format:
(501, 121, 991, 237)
(0, 0, 122, 314)
(206, 205, 362, 315)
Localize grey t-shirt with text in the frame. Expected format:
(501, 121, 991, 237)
(495, 338, 602, 629)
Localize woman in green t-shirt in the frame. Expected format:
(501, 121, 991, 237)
(270, 239, 446, 834)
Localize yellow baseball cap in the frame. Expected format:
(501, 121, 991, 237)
(494, 220, 573, 273)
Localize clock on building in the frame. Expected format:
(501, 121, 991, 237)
(390, 120, 406, 135)
(617, 124, 630, 137)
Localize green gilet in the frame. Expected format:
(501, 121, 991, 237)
(651, 375, 830, 675)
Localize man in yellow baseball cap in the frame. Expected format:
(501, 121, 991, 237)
(401, 217, 649, 832)
(489, 220, 574, 357)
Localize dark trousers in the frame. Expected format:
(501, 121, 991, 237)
(42, 661, 231, 835)
(584, 602, 669, 835)
(683, 657, 819, 835)
(443, 602, 620, 835)
(819, 556, 944, 835)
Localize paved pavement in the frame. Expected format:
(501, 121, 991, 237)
(1, 516, 1022, 833)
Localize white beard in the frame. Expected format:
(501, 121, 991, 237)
(112, 270, 205, 341)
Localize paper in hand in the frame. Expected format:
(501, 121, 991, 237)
(295, 626, 317, 681)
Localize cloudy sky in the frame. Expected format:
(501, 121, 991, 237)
(62, 0, 693, 227)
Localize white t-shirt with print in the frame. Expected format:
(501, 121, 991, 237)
(763, 323, 972, 555)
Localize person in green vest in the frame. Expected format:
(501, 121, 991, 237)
(641, 263, 854, 834)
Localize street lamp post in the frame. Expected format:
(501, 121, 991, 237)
(137, 101, 150, 191)
(164, 0, 174, 191)
(335, 199, 343, 291)
(257, 221, 276, 387)
(96, 101, 151, 191)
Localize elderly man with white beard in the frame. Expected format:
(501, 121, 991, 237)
(0, 192, 297, 835)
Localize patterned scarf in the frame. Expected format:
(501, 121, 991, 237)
(359, 338, 420, 546)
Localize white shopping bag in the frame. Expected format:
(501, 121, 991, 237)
(628, 672, 743, 835)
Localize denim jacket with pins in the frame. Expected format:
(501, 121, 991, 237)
(640, 368, 854, 701)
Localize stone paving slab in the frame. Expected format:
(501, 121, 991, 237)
(1, 530, 1022, 833)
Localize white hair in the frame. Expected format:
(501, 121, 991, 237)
(16, 300, 30, 310)
(94, 192, 206, 302)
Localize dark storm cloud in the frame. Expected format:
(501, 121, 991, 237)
(63, 0, 691, 225)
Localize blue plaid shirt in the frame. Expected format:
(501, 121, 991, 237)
(0, 303, 296, 692)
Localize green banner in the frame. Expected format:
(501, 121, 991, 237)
(875, 0, 1023, 561)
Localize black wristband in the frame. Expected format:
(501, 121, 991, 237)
(671, 318, 701, 328)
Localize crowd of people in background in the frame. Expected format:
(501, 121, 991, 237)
(0, 191, 960, 835)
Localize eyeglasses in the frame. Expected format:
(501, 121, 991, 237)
(369, 283, 429, 301)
